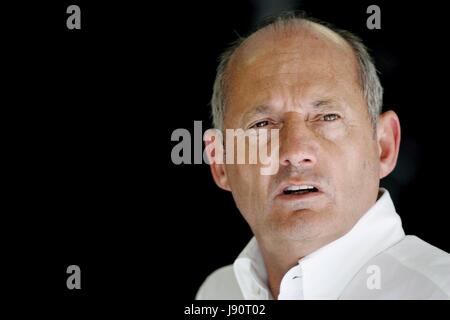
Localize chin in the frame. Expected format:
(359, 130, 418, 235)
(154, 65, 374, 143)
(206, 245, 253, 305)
(267, 209, 327, 241)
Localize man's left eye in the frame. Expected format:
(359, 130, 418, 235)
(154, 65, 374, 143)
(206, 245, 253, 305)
(322, 114, 340, 121)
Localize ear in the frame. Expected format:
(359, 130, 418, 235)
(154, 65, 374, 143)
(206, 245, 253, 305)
(204, 130, 231, 192)
(376, 110, 401, 179)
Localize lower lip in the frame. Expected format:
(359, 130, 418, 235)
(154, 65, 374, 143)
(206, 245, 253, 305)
(276, 191, 324, 201)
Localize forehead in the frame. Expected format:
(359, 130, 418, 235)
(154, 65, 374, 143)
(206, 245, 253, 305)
(224, 22, 362, 115)
(233, 21, 353, 66)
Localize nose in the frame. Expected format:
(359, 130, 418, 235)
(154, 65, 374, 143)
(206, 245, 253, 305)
(279, 117, 318, 168)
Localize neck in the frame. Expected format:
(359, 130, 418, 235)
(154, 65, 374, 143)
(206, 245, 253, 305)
(256, 235, 337, 299)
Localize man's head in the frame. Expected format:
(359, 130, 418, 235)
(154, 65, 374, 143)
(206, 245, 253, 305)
(205, 13, 400, 251)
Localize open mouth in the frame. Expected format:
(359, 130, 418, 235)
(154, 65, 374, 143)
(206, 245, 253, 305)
(282, 185, 319, 195)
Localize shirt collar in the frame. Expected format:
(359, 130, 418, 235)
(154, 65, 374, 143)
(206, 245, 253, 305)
(233, 237, 272, 299)
(233, 188, 406, 299)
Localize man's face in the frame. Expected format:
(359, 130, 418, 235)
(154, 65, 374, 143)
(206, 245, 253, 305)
(220, 25, 382, 247)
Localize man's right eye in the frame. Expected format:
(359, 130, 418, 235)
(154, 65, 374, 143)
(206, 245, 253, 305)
(251, 120, 270, 128)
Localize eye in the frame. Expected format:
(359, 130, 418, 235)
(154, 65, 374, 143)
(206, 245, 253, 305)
(322, 114, 340, 121)
(250, 120, 270, 129)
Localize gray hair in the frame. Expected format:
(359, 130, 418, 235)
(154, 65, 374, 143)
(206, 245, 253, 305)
(211, 11, 383, 132)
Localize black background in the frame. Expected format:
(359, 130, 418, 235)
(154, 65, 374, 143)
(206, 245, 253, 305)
(4, 0, 450, 312)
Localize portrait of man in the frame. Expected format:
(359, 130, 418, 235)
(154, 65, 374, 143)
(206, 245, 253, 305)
(196, 11, 450, 300)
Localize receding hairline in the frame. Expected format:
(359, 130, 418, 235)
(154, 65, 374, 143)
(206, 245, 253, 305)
(227, 19, 355, 71)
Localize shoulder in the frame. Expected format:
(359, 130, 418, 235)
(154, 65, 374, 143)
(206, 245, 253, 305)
(384, 235, 450, 293)
(195, 265, 244, 300)
(342, 235, 450, 299)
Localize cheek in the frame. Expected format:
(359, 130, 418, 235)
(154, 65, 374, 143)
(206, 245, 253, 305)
(315, 120, 351, 141)
(225, 164, 270, 214)
(324, 127, 377, 178)
(335, 139, 379, 194)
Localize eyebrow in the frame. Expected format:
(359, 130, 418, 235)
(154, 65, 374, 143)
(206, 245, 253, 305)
(312, 99, 337, 108)
(241, 105, 272, 126)
(242, 99, 339, 122)
(245, 105, 272, 117)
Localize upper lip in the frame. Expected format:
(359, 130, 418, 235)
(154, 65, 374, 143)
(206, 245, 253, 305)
(275, 180, 323, 196)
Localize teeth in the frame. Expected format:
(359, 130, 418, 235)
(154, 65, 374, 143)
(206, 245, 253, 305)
(284, 185, 315, 192)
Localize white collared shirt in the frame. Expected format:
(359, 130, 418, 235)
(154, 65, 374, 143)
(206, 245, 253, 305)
(196, 189, 450, 300)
